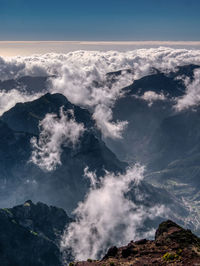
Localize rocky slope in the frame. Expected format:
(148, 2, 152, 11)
(0, 200, 71, 266)
(74, 220, 200, 266)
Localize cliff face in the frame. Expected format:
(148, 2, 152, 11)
(0, 200, 71, 266)
(74, 220, 200, 266)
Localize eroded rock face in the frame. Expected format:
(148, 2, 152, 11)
(74, 220, 200, 265)
(0, 200, 71, 266)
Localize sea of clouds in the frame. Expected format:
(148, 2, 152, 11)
(0, 48, 200, 101)
(1, 47, 200, 171)
(0, 47, 199, 140)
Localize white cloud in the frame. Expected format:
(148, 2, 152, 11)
(0, 89, 42, 115)
(93, 104, 128, 139)
(1, 47, 200, 136)
(61, 164, 167, 261)
(30, 107, 85, 171)
(141, 91, 166, 106)
(175, 69, 200, 111)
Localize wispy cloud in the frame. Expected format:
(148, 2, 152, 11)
(175, 69, 200, 111)
(30, 107, 85, 171)
(141, 91, 166, 106)
(61, 164, 167, 261)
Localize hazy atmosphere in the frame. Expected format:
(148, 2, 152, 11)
(1, 1, 200, 265)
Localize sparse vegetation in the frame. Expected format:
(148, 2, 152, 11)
(24, 202, 31, 207)
(69, 263, 74, 266)
(87, 258, 92, 262)
(177, 248, 182, 255)
(110, 262, 115, 266)
(30, 230, 38, 236)
(2, 208, 12, 216)
(163, 252, 179, 261)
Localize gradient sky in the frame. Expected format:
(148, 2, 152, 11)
(0, 0, 200, 41)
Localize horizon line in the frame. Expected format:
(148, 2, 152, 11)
(1, 41, 200, 45)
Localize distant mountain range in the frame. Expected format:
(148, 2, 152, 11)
(105, 64, 200, 233)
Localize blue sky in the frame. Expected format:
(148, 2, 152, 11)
(0, 0, 200, 41)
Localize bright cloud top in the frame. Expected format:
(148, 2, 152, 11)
(141, 91, 166, 106)
(30, 107, 85, 171)
(61, 164, 166, 261)
(1, 47, 200, 137)
(175, 68, 200, 111)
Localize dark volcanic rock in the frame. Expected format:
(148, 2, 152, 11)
(102, 246, 118, 259)
(155, 220, 181, 240)
(0, 200, 71, 266)
(75, 220, 200, 265)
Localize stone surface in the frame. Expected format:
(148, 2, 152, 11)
(74, 220, 200, 265)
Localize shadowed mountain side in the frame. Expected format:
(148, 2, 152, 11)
(0, 200, 71, 266)
(103, 64, 200, 235)
(123, 64, 200, 97)
(104, 65, 200, 165)
(1, 92, 96, 135)
(0, 93, 126, 212)
(0, 75, 51, 93)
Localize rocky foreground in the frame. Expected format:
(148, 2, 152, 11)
(1, 200, 200, 266)
(74, 220, 200, 266)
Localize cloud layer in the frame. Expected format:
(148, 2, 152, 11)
(1, 47, 200, 138)
(61, 164, 166, 261)
(30, 107, 85, 171)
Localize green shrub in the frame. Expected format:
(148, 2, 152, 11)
(2, 208, 12, 216)
(110, 262, 115, 266)
(30, 230, 38, 236)
(69, 263, 74, 266)
(163, 252, 179, 261)
(177, 248, 182, 255)
(87, 258, 92, 262)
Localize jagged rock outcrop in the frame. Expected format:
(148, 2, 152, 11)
(0, 200, 71, 266)
(74, 220, 200, 265)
